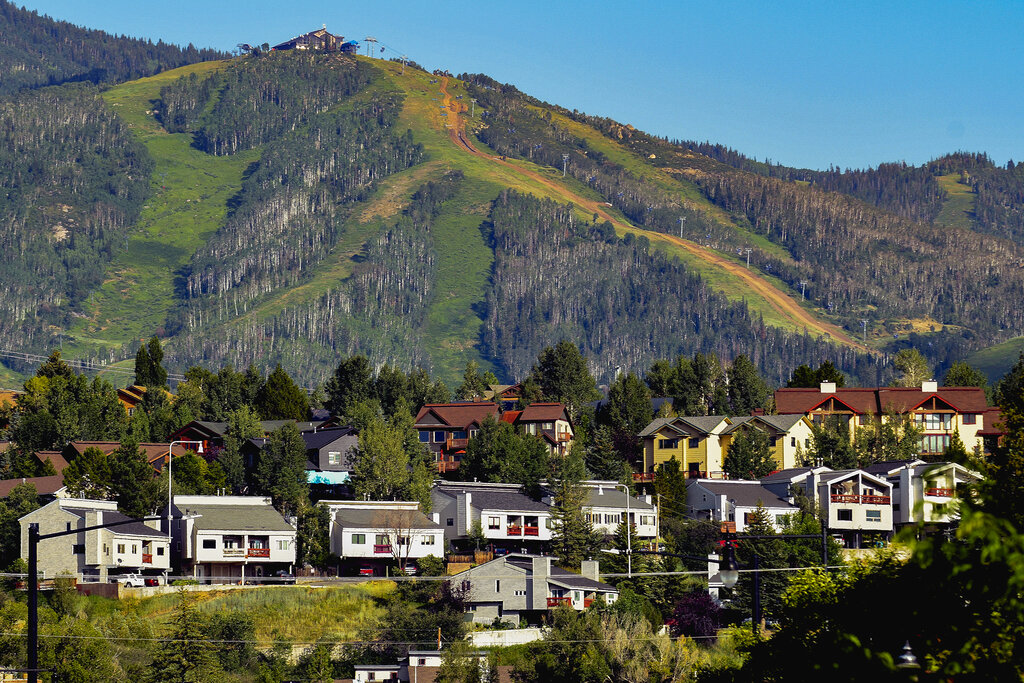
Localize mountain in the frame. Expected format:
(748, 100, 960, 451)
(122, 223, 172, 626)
(1, 19, 1021, 388)
(0, 0, 226, 94)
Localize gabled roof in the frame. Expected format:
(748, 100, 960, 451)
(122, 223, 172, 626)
(414, 403, 499, 429)
(862, 459, 925, 476)
(639, 415, 727, 438)
(35, 450, 68, 475)
(500, 411, 521, 425)
(301, 426, 356, 450)
(173, 498, 295, 532)
(171, 420, 329, 440)
(690, 480, 798, 509)
(760, 466, 830, 483)
(818, 469, 892, 489)
(722, 414, 807, 436)
(582, 487, 655, 511)
(775, 386, 989, 415)
(66, 441, 193, 470)
(332, 507, 441, 530)
(65, 507, 162, 537)
(878, 387, 988, 413)
(683, 415, 730, 434)
(0, 475, 65, 498)
(501, 555, 617, 592)
(518, 402, 569, 422)
(434, 482, 549, 513)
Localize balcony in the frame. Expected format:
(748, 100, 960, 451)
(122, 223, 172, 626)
(523, 525, 539, 536)
(830, 494, 891, 505)
(435, 460, 460, 473)
(925, 487, 954, 498)
(141, 553, 153, 564)
(546, 597, 572, 607)
(632, 473, 655, 483)
(555, 431, 573, 442)
(507, 525, 523, 536)
(445, 437, 469, 450)
(223, 548, 245, 557)
(373, 544, 392, 554)
(247, 548, 270, 558)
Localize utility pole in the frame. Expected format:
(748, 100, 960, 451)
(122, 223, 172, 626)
(799, 280, 807, 300)
(860, 319, 869, 343)
(562, 153, 569, 177)
(744, 248, 752, 268)
(470, 98, 476, 117)
(364, 36, 378, 57)
(400, 54, 407, 74)
(679, 216, 685, 239)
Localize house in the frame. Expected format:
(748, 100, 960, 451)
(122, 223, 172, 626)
(502, 402, 574, 456)
(245, 426, 358, 488)
(171, 495, 296, 583)
(272, 26, 343, 51)
(414, 403, 500, 472)
(352, 651, 512, 683)
(169, 419, 333, 457)
(576, 483, 658, 539)
(865, 460, 979, 528)
(455, 554, 618, 625)
(0, 475, 67, 500)
(432, 481, 552, 552)
(638, 416, 729, 480)
(19, 498, 169, 582)
(761, 467, 893, 547)
(63, 441, 192, 473)
(321, 500, 443, 574)
(719, 414, 814, 471)
(33, 450, 68, 475)
(686, 479, 799, 532)
(774, 381, 992, 456)
(117, 384, 146, 416)
(484, 383, 522, 410)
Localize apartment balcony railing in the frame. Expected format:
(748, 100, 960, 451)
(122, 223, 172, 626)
(556, 431, 573, 442)
(446, 437, 469, 450)
(247, 548, 270, 558)
(830, 494, 891, 505)
(632, 473, 656, 483)
(546, 597, 572, 607)
(925, 487, 954, 498)
(507, 525, 523, 536)
(141, 553, 153, 564)
(223, 548, 245, 557)
(523, 525, 540, 536)
(435, 460, 460, 473)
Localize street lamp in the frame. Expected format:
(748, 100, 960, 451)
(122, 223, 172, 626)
(167, 440, 204, 540)
(614, 483, 632, 577)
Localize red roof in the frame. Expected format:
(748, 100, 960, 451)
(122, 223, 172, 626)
(775, 386, 989, 415)
(518, 402, 569, 422)
(66, 441, 192, 471)
(0, 475, 65, 498)
(35, 451, 69, 475)
(414, 402, 499, 429)
(500, 411, 521, 425)
(978, 407, 1006, 436)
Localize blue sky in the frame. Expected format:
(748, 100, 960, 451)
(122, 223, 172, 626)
(19, 0, 1024, 170)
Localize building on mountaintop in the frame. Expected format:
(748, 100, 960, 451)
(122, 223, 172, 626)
(272, 26, 343, 51)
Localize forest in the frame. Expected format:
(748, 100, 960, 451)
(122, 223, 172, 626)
(0, 85, 153, 353)
(0, 0, 225, 95)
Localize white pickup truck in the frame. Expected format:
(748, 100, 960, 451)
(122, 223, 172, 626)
(115, 574, 158, 587)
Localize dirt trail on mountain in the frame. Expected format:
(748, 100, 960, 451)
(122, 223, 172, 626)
(438, 77, 869, 353)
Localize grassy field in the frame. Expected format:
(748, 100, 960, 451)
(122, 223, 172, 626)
(65, 60, 255, 357)
(967, 336, 1024, 383)
(935, 173, 977, 229)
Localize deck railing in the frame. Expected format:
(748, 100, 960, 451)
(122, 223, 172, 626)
(546, 597, 572, 607)
(925, 487, 954, 498)
(247, 548, 270, 558)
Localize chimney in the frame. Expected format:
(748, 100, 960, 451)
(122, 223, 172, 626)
(431, 512, 440, 525)
(580, 560, 599, 582)
(531, 556, 551, 610)
(922, 380, 938, 393)
(820, 381, 836, 394)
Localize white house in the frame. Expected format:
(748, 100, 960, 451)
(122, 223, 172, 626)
(321, 500, 443, 573)
(577, 482, 658, 539)
(172, 495, 296, 583)
(686, 479, 799, 532)
(432, 481, 553, 552)
(866, 460, 979, 528)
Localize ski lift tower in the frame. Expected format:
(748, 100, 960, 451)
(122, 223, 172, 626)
(364, 36, 378, 57)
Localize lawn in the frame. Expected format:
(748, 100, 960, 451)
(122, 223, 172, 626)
(934, 173, 977, 230)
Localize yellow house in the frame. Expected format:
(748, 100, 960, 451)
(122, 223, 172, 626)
(638, 416, 729, 478)
(718, 415, 815, 471)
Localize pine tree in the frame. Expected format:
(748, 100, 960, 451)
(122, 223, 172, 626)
(944, 428, 971, 465)
(727, 354, 770, 416)
(218, 406, 264, 493)
(324, 355, 373, 417)
(108, 438, 160, 518)
(529, 340, 600, 419)
(602, 372, 652, 463)
(255, 364, 310, 420)
(549, 447, 603, 568)
(943, 361, 988, 389)
(723, 428, 776, 479)
(148, 588, 218, 682)
(147, 336, 168, 388)
(352, 417, 410, 500)
(255, 424, 309, 516)
(62, 446, 111, 499)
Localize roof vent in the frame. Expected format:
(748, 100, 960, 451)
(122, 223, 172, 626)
(922, 380, 938, 393)
(820, 381, 836, 394)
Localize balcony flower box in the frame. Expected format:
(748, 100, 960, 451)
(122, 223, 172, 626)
(373, 544, 392, 554)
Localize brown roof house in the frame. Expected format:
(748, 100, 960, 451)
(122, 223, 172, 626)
(414, 402, 500, 473)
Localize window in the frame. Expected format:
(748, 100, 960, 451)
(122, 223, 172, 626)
(791, 437, 796, 447)
(514, 589, 526, 596)
(202, 539, 216, 549)
(117, 544, 126, 554)
(470, 429, 479, 438)
(859, 414, 869, 425)
(72, 544, 84, 554)
(103, 544, 108, 555)
(328, 451, 341, 465)
(446, 518, 454, 526)
(397, 536, 410, 546)
(920, 434, 950, 454)
(278, 540, 289, 550)
(837, 509, 853, 521)
(157, 547, 164, 556)
(775, 515, 788, 526)
(604, 514, 620, 525)
(963, 413, 977, 425)
(658, 438, 678, 449)
(452, 430, 467, 440)
(66, 522, 71, 532)
(688, 438, 700, 449)
(422, 535, 435, 545)
(418, 658, 426, 666)
(917, 413, 952, 430)
(433, 431, 446, 443)
(419, 431, 430, 443)
(132, 544, 138, 554)
(543, 422, 554, 430)
(488, 516, 500, 529)
(865, 510, 881, 522)
(495, 580, 501, 593)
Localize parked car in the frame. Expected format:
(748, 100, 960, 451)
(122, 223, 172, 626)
(115, 574, 146, 588)
(358, 565, 374, 576)
(272, 570, 296, 585)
